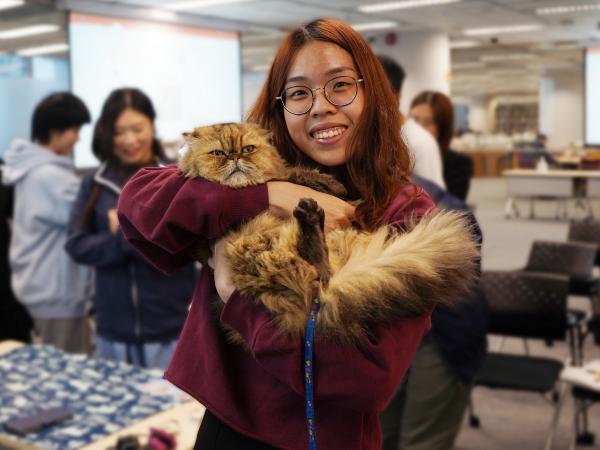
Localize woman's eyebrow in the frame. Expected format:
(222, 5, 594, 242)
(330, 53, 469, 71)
(285, 66, 357, 84)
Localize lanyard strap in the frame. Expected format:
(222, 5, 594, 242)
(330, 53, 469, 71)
(304, 298, 319, 450)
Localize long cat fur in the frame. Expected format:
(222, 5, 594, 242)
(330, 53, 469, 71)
(179, 122, 480, 345)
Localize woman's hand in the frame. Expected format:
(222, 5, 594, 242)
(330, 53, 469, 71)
(107, 208, 120, 235)
(267, 181, 355, 233)
(207, 238, 235, 303)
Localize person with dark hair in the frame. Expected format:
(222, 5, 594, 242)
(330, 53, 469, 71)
(411, 91, 474, 201)
(117, 18, 477, 450)
(377, 55, 446, 189)
(65, 88, 196, 369)
(1, 92, 92, 353)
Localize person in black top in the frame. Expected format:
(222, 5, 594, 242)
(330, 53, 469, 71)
(0, 159, 33, 342)
(410, 91, 473, 201)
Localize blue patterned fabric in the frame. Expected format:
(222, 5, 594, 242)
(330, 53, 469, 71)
(0, 345, 178, 449)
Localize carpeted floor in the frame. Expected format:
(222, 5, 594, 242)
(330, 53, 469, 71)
(453, 177, 600, 450)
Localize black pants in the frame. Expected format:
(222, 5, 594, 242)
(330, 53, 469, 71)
(194, 410, 279, 450)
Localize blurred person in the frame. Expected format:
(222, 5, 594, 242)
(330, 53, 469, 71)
(65, 88, 196, 369)
(377, 55, 446, 189)
(0, 159, 34, 342)
(117, 18, 478, 450)
(411, 91, 474, 201)
(381, 174, 488, 450)
(1, 93, 92, 353)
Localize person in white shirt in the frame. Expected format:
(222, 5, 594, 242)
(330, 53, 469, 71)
(377, 55, 446, 189)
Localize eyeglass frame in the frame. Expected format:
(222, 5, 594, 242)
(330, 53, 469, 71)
(275, 75, 365, 116)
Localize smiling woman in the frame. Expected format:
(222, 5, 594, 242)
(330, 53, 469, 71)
(64, 87, 197, 370)
(117, 17, 477, 450)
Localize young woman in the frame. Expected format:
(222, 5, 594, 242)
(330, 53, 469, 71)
(410, 91, 473, 201)
(117, 19, 469, 450)
(65, 88, 196, 369)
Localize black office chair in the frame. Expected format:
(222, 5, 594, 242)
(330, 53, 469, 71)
(469, 271, 570, 450)
(523, 240, 598, 364)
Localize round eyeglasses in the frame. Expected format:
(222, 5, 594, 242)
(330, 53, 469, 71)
(276, 76, 364, 115)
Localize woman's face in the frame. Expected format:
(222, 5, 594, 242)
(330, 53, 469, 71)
(410, 103, 438, 140)
(283, 41, 364, 167)
(113, 108, 154, 165)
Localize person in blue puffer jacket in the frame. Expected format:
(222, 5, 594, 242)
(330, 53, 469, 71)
(65, 88, 196, 369)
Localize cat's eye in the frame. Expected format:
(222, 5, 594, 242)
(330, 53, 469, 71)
(209, 149, 226, 156)
(241, 145, 255, 154)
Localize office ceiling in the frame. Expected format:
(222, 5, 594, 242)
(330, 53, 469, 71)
(0, 0, 598, 96)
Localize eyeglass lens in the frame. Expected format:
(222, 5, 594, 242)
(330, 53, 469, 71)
(281, 76, 360, 115)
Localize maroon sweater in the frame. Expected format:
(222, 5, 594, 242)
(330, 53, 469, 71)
(118, 165, 434, 450)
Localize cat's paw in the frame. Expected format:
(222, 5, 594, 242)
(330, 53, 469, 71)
(293, 198, 324, 231)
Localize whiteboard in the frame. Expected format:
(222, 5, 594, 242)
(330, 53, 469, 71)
(586, 47, 600, 147)
(69, 13, 241, 168)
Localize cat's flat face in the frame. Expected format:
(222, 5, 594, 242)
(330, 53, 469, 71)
(179, 123, 287, 187)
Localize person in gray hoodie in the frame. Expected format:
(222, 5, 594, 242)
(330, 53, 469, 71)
(2, 92, 93, 353)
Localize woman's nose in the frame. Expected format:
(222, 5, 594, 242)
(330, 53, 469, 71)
(310, 89, 336, 117)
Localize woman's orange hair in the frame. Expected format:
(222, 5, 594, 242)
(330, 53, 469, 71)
(247, 18, 413, 230)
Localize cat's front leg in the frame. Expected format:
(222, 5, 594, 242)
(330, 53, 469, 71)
(293, 198, 330, 287)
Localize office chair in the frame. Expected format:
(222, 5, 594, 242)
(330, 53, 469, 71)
(469, 271, 570, 450)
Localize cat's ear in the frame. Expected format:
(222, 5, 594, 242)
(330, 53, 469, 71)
(182, 132, 199, 148)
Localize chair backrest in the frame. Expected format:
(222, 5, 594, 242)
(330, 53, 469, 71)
(525, 240, 597, 280)
(568, 220, 600, 266)
(482, 271, 568, 341)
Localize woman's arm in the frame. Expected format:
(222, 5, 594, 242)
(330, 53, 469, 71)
(118, 165, 269, 274)
(118, 166, 355, 275)
(65, 177, 138, 268)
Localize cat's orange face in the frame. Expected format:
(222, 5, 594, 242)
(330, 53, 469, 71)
(179, 123, 287, 188)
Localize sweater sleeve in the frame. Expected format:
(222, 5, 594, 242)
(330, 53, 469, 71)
(65, 175, 135, 268)
(30, 165, 81, 227)
(221, 291, 430, 413)
(117, 164, 269, 275)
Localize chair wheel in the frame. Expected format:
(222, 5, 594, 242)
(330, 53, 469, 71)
(469, 415, 480, 428)
(576, 432, 595, 445)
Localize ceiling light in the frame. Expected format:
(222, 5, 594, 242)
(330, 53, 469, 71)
(537, 3, 600, 14)
(358, 0, 461, 13)
(0, 0, 24, 11)
(0, 24, 60, 40)
(480, 53, 535, 62)
(17, 43, 69, 56)
(450, 40, 480, 49)
(463, 24, 542, 36)
(165, 0, 253, 11)
(351, 21, 398, 31)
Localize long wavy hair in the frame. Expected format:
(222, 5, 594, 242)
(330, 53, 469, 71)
(247, 18, 413, 230)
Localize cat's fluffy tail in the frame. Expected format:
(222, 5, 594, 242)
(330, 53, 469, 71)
(317, 210, 480, 342)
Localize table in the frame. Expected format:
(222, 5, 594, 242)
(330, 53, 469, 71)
(503, 169, 600, 219)
(0, 341, 205, 450)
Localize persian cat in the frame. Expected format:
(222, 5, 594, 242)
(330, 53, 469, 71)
(179, 123, 479, 344)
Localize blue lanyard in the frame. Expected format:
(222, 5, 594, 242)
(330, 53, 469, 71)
(304, 298, 319, 450)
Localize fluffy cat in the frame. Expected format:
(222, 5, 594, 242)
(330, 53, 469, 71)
(179, 122, 479, 345)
